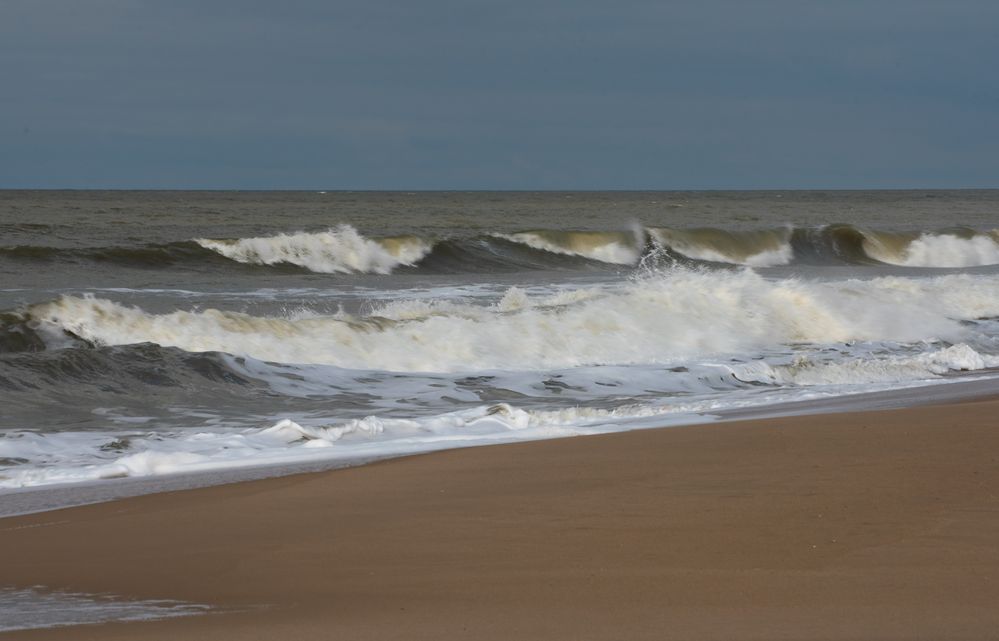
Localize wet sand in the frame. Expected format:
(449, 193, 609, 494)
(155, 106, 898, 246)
(3, 398, 999, 640)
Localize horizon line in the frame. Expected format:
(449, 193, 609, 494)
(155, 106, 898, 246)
(2, 186, 997, 193)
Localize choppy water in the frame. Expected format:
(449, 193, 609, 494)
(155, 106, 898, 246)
(2, 190, 998, 491)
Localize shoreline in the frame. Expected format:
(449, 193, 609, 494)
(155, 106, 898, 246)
(4, 373, 998, 520)
(3, 391, 999, 639)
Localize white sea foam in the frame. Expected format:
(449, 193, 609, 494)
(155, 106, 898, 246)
(729, 344, 999, 387)
(5, 353, 997, 490)
(25, 271, 999, 372)
(867, 232, 999, 268)
(9, 269, 999, 491)
(195, 225, 433, 274)
(0, 588, 208, 633)
(0, 402, 688, 488)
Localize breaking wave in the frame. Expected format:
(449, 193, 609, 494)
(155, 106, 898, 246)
(17, 270, 999, 372)
(861, 230, 999, 267)
(4, 224, 999, 274)
(7, 267, 999, 490)
(194, 225, 433, 274)
(648, 227, 793, 267)
(648, 226, 999, 268)
(491, 230, 644, 265)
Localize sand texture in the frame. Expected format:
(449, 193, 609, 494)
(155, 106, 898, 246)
(3, 399, 999, 640)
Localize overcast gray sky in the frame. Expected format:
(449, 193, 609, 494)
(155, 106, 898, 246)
(2, 0, 997, 189)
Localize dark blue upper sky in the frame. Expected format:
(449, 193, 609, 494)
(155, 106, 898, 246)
(2, 0, 997, 189)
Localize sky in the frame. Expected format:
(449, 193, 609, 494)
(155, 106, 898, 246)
(2, 0, 997, 190)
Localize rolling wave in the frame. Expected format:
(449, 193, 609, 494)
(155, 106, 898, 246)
(16, 270, 999, 372)
(6, 267, 999, 488)
(194, 225, 433, 274)
(3, 224, 999, 274)
(648, 227, 793, 267)
(862, 230, 999, 267)
(0, 241, 235, 269)
(0, 342, 261, 405)
(491, 230, 644, 265)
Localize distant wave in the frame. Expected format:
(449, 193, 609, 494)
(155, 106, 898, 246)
(491, 230, 644, 265)
(194, 225, 433, 274)
(0, 242, 214, 267)
(4, 224, 999, 274)
(648, 227, 793, 267)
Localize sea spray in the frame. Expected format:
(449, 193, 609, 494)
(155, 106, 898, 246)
(867, 232, 999, 268)
(6, 190, 999, 503)
(24, 270, 999, 372)
(6, 224, 999, 273)
(195, 225, 433, 274)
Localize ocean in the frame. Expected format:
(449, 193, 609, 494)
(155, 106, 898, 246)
(2, 189, 999, 499)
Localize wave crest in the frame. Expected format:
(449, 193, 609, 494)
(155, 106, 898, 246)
(194, 225, 433, 274)
(493, 230, 643, 265)
(6, 224, 999, 273)
(649, 227, 793, 267)
(22, 271, 999, 372)
(861, 230, 999, 267)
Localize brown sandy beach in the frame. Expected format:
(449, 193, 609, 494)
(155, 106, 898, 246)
(3, 399, 999, 640)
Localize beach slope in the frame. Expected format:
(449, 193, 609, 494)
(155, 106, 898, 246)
(3, 399, 999, 640)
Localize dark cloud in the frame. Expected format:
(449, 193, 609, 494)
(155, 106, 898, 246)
(2, 0, 996, 188)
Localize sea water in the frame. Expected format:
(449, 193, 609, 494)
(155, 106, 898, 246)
(2, 190, 998, 495)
